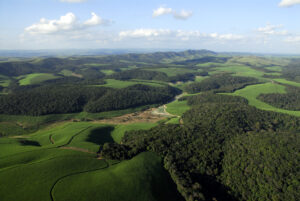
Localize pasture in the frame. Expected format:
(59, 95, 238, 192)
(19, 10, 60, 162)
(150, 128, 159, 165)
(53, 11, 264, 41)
(0, 121, 181, 201)
(18, 73, 61, 85)
(225, 82, 300, 117)
(274, 78, 300, 87)
(52, 152, 183, 201)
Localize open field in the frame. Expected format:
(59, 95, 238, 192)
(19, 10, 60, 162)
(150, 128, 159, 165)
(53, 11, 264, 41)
(166, 100, 190, 116)
(274, 78, 300, 87)
(0, 120, 181, 201)
(18, 73, 61, 85)
(224, 82, 300, 116)
(213, 65, 266, 80)
(100, 79, 163, 88)
(265, 66, 282, 72)
(53, 152, 183, 201)
(0, 106, 153, 136)
(101, 69, 115, 75)
(0, 74, 10, 87)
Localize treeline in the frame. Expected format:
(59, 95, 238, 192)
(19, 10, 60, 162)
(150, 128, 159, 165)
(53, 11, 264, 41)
(84, 85, 181, 113)
(184, 73, 259, 93)
(282, 59, 300, 82)
(173, 56, 229, 66)
(0, 84, 180, 116)
(258, 85, 300, 111)
(102, 93, 300, 201)
(109, 69, 208, 83)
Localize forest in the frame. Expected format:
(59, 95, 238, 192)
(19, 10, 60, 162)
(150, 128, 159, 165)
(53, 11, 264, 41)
(103, 93, 300, 201)
(0, 50, 299, 201)
(0, 84, 180, 115)
(258, 85, 300, 110)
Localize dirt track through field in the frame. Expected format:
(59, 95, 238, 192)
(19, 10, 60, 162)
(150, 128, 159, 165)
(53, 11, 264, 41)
(94, 108, 171, 125)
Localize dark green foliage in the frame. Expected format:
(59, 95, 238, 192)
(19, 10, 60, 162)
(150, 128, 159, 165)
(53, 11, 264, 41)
(85, 85, 181, 113)
(222, 132, 300, 201)
(108, 93, 300, 201)
(0, 84, 180, 116)
(258, 85, 300, 110)
(173, 56, 229, 66)
(282, 60, 300, 82)
(101, 143, 130, 160)
(0, 86, 108, 115)
(184, 74, 259, 93)
(182, 92, 248, 105)
(109, 69, 169, 81)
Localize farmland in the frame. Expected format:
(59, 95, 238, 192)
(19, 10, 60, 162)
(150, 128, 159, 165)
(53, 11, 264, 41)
(0, 50, 299, 201)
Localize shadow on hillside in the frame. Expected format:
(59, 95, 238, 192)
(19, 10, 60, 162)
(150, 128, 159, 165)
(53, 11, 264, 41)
(192, 173, 238, 201)
(19, 139, 41, 147)
(86, 126, 114, 145)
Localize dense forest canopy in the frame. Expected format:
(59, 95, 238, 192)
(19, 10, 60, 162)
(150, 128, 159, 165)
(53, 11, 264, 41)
(0, 84, 180, 115)
(103, 93, 300, 201)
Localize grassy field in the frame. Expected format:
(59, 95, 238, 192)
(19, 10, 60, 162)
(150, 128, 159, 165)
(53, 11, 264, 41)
(0, 120, 182, 201)
(213, 65, 266, 80)
(274, 78, 300, 87)
(224, 82, 300, 117)
(0, 106, 153, 136)
(0, 74, 10, 87)
(166, 100, 190, 116)
(101, 69, 115, 75)
(99, 79, 163, 88)
(52, 152, 183, 201)
(18, 73, 60, 85)
(265, 66, 282, 72)
(59, 69, 73, 76)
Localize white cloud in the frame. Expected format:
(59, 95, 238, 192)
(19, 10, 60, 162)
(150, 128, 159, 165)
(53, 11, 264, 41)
(84, 12, 104, 26)
(25, 12, 107, 35)
(119, 29, 172, 38)
(153, 6, 193, 20)
(279, 0, 300, 7)
(257, 24, 288, 35)
(119, 29, 244, 41)
(284, 36, 300, 42)
(60, 0, 87, 3)
(152, 6, 173, 17)
(173, 10, 193, 20)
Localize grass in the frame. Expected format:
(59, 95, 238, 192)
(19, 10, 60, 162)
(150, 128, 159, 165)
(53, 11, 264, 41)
(100, 79, 164, 88)
(111, 123, 157, 143)
(274, 79, 300, 87)
(213, 65, 266, 80)
(52, 152, 183, 201)
(224, 82, 300, 117)
(0, 106, 152, 136)
(59, 69, 73, 76)
(0, 121, 182, 201)
(0, 149, 107, 201)
(0, 74, 10, 87)
(265, 66, 282, 72)
(166, 100, 190, 116)
(18, 73, 60, 85)
(101, 69, 115, 75)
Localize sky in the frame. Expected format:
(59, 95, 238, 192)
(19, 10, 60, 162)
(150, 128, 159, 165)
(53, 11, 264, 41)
(1, 0, 300, 53)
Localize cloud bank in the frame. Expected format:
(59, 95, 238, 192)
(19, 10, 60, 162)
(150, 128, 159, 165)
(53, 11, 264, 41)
(257, 24, 288, 35)
(25, 12, 107, 35)
(279, 0, 300, 7)
(153, 6, 193, 20)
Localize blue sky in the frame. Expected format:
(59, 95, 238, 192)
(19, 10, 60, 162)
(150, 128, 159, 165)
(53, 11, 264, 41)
(1, 0, 300, 53)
